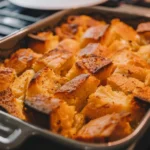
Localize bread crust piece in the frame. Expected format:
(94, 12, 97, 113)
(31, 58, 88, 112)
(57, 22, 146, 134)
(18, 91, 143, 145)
(0, 88, 25, 120)
(32, 48, 74, 75)
(28, 31, 59, 54)
(0, 67, 16, 92)
(82, 85, 131, 120)
(4, 48, 41, 75)
(55, 74, 100, 111)
(75, 113, 132, 143)
(101, 19, 139, 47)
(81, 24, 109, 47)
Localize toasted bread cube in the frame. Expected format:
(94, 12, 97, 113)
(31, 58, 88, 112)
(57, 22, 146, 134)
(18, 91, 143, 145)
(67, 55, 114, 82)
(57, 39, 80, 55)
(81, 25, 109, 47)
(0, 88, 26, 120)
(80, 55, 114, 82)
(55, 15, 105, 41)
(55, 74, 100, 111)
(82, 85, 132, 120)
(26, 67, 66, 100)
(78, 43, 100, 57)
(0, 67, 16, 92)
(108, 39, 131, 54)
(101, 19, 139, 47)
(108, 73, 150, 104)
(32, 48, 74, 75)
(81, 56, 112, 74)
(108, 73, 144, 94)
(29, 31, 59, 54)
(136, 22, 150, 44)
(11, 69, 35, 100)
(50, 101, 85, 137)
(75, 113, 132, 143)
(137, 44, 150, 64)
(112, 50, 150, 69)
(4, 48, 41, 75)
(114, 64, 149, 82)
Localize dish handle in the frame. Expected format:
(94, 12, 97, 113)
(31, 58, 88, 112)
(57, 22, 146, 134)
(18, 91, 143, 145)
(0, 111, 36, 150)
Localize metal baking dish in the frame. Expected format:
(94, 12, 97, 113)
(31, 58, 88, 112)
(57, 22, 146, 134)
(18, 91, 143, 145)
(0, 6, 150, 150)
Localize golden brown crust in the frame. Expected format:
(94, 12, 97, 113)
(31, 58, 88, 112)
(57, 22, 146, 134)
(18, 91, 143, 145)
(72, 55, 114, 82)
(0, 88, 25, 120)
(32, 48, 74, 75)
(4, 48, 41, 75)
(0, 67, 16, 92)
(56, 74, 89, 94)
(81, 55, 112, 74)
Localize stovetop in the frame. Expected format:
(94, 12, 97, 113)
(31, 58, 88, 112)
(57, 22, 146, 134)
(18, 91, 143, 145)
(0, 0, 150, 150)
(0, 0, 57, 39)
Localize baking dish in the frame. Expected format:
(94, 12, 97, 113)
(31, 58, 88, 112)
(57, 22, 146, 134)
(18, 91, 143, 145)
(0, 6, 150, 150)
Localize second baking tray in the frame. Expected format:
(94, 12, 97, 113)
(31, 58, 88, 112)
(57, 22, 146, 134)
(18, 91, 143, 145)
(0, 6, 150, 150)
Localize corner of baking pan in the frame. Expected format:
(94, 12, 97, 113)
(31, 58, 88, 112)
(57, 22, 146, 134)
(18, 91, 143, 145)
(31, 109, 150, 150)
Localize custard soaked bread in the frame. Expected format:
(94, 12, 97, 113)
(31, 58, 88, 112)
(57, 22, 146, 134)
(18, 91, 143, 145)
(0, 15, 149, 143)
